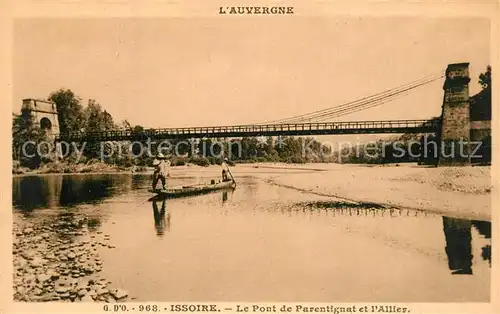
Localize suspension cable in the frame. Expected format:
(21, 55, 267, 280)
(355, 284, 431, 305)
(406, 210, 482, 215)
(256, 71, 444, 125)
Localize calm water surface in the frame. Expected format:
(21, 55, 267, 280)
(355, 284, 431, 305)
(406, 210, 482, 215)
(12, 170, 491, 302)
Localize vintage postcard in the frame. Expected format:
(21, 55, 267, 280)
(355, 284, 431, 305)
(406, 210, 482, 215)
(1, 1, 498, 314)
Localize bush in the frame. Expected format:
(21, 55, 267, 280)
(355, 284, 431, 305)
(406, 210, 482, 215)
(265, 154, 280, 162)
(122, 159, 134, 168)
(188, 157, 210, 167)
(134, 166, 148, 172)
(207, 156, 217, 165)
(78, 167, 93, 173)
(12, 165, 27, 174)
(235, 159, 255, 164)
(44, 163, 64, 173)
(287, 156, 306, 164)
(19, 156, 42, 170)
(199, 158, 211, 167)
(172, 158, 186, 166)
(12, 161, 27, 174)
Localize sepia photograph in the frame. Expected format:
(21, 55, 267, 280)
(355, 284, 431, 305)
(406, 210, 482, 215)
(6, 3, 496, 310)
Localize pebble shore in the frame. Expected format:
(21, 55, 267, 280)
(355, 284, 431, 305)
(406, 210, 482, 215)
(12, 213, 131, 303)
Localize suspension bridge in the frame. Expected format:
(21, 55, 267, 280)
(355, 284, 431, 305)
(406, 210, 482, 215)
(55, 119, 439, 142)
(53, 72, 444, 142)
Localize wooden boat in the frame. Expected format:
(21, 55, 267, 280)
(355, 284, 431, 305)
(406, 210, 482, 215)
(149, 180, 236, 198)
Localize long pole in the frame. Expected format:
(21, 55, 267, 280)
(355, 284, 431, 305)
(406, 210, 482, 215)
(226, 164, 236, 186)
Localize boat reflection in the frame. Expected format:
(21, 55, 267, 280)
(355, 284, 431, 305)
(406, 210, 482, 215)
(152, 198, 171, 237)
(150, 189, 235, 236)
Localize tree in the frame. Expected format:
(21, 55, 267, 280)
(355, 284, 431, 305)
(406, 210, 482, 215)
(84, 99, 105, 132)
(132, 125, 145, 134)
(102, 110, 115, 130)
(48, 89, 85, 134)
(12, 113, 50, 168)
(471, 67, 492, 121)
(82, 100, 119, 159)
(479, 65, 491, 89)
(121, 120, 132, 130)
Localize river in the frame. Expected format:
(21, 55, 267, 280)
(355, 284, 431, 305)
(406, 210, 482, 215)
(12, 167, 491, 302)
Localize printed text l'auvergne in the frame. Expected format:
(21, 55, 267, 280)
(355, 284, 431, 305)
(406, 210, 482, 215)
(219, 6, 294, 15)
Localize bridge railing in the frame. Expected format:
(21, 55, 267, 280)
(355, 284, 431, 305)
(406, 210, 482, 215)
(55, 119, 439, 141)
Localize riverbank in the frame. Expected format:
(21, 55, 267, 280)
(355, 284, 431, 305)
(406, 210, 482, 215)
(12, 158, 230, 176)
(12, 161, 133, 176)
(247, 163, 492, 221)
(13, 213, 132, 302)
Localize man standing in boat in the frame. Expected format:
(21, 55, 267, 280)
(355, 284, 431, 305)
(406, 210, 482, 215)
(152, 153, 171, 190)
(221, 157, 232, 182)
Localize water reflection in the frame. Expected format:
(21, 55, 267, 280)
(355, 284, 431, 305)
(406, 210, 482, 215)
(472, 220, 492, 266)
(13, 174, 135, 211)
(297, 202, 491, 275)
(132, 174, 149, 190)
(152, 198, 171, 237)
(442, 217, 473, 274)
(290, 201, 418, 217)
(59, 175, 115, 205)
(221, 189, 235, 205)
(441, 217, 493, 275)
(12, 176, 62, 210)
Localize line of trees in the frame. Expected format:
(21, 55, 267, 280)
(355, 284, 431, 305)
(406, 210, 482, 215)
(192, 136, 333, 166)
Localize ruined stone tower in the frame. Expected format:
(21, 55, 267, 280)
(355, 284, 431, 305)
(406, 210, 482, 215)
(21, 98, 60, 141)
(21, 98, 62, 160)
(438, 63, 471, 166)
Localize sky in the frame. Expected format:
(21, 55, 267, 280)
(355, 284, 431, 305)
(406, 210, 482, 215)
(13, 17, 490, 132)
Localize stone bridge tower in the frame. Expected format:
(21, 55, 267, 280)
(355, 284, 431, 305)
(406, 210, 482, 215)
(438, 63, 471, 166)
(21, 98, 60, 140)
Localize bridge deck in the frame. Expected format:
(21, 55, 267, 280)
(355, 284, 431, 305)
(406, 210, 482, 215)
(55, 119, 440, 142)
